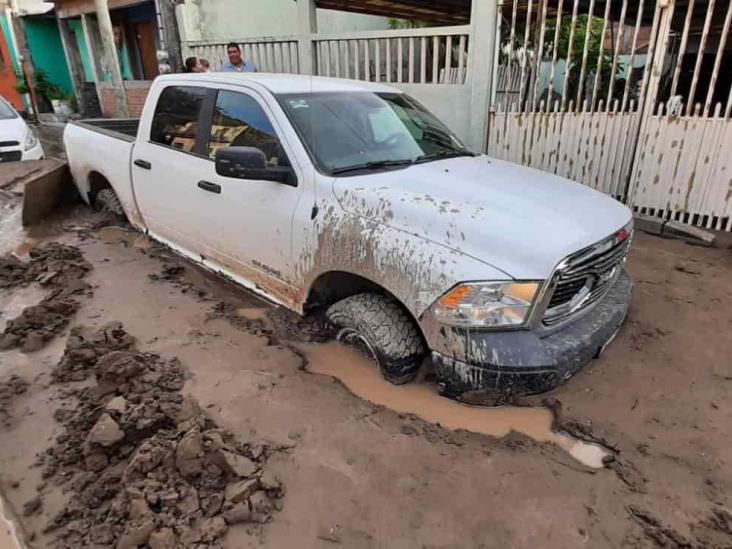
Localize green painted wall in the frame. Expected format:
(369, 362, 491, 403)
(23, 18, 74, 95)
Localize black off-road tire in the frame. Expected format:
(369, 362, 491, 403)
(94, 188, 125, 217)
(326, 293, 426, 384)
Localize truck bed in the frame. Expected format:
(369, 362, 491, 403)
(72, 119, 140, 142)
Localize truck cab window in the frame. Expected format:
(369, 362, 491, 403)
(150, 86, 207, 153)
(208, 91, 283, 166)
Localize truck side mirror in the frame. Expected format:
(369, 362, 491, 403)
(215, 146, 297, 187)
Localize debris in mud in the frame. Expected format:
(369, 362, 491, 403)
(0, 296, 80, 352)
(0, 243, 93, 352)
(0, 374, 29, 427)
(627, 505, 732, 549)
(39, 323, 287, 547)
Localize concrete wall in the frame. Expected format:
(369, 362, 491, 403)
(179, 0, 391, 42)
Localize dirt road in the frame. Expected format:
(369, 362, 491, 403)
(0, 188, 731, 547)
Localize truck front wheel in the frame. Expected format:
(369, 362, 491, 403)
(326, 293, 426, 384)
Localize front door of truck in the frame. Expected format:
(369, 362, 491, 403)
(199, 87, 307, 306)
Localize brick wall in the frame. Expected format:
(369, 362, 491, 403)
(99, 81, 152, 118)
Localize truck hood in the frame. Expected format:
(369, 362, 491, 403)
(332, 155, 632, 280)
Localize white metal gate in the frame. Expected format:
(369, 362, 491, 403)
(487, 0, 732, 232)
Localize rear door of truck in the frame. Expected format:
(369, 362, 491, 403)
(131, 84, 220, 260)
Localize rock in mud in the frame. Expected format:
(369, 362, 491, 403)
(0, 374, 29, 427)
(38, 321, 287, 548)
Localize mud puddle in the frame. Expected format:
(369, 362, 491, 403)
(95, 226, 151, 251)
(0, 496, 22, 549)
(302, 342, 610, 469)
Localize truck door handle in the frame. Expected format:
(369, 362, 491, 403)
(134, 159, 151, 170)
(197, 180, 221, 194)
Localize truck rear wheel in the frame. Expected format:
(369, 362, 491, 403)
(326, 293, 426, 384)
(94, 188, 125, 217)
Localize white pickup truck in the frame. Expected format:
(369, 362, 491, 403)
(64, 73, 633, 398)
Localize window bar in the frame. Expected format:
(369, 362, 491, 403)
(576, 0, 596, 110)
(687, 0, 716, 117)
(561, 0, 580, 111)
(606, 0, 629, 109)
(704, 1, 732, 117)
(621, 0, 645, 112)
(590, 0, 612, 112)
(547, 0, 564, 113)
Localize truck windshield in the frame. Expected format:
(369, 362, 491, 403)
(277, 92, 474, 175)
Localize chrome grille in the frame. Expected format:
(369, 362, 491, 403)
(543, 231, 632, 326)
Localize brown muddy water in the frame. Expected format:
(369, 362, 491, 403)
(0, 497, 22, 549)
(301, 343, 610, 469)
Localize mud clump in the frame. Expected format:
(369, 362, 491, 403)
(0, 243, 92, 352)
(0, 374, 29, 427)
(40, 323, 287, 548)
(627, 505, 732, 548)
(52, 322, 136, 383)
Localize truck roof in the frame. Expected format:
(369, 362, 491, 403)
(155, 73, 402, 95)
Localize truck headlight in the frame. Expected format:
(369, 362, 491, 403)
(432, 281, 540, 328)
(24, 130, 38, 151)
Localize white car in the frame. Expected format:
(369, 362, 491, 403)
(0, 95, 44, 163)
(63, 74, 633, 399)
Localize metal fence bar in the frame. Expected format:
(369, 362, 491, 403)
(397, 37, 403, 83)
(576, 0, 596, 110)
(420, 37, 427, 83)
(518, 0, 534, 110)
(530, 0, 549, 110)
(386, 38, 393, 82)
(506, 0, 519, 101)
(547, 0, 564, 113)
(591, 0, 612, 111)
(704, 1, 732, 117)
(459, 34, 467, 84)
(364, 39, 371, 81)
(606, 0, 628, 108)
(375, 38, 381, 82)
(353, 40, 360, 80)
(561, 0, 580, 110)
(687, 0, 716, 116)
(621, 0, 645, 112)
(431, 36, 438, 83)
(669, 0, 695, 100)
(445, 35, 453, 84)
(408, 36, 415, 83)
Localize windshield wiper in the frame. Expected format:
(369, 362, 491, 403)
(331, 159, 414, 175)
(415, 150, 478, 164)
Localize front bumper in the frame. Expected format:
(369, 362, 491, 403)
(22, 142, 45, 161)
(431, 270, 633, 398)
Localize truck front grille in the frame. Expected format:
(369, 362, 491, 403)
(543, 229, 632, 326)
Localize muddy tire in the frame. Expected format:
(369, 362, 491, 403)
(326, 293, 426, 384)
(94, 188, 125, 217)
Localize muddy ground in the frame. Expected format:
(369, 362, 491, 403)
(1, 173, 732, 547)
